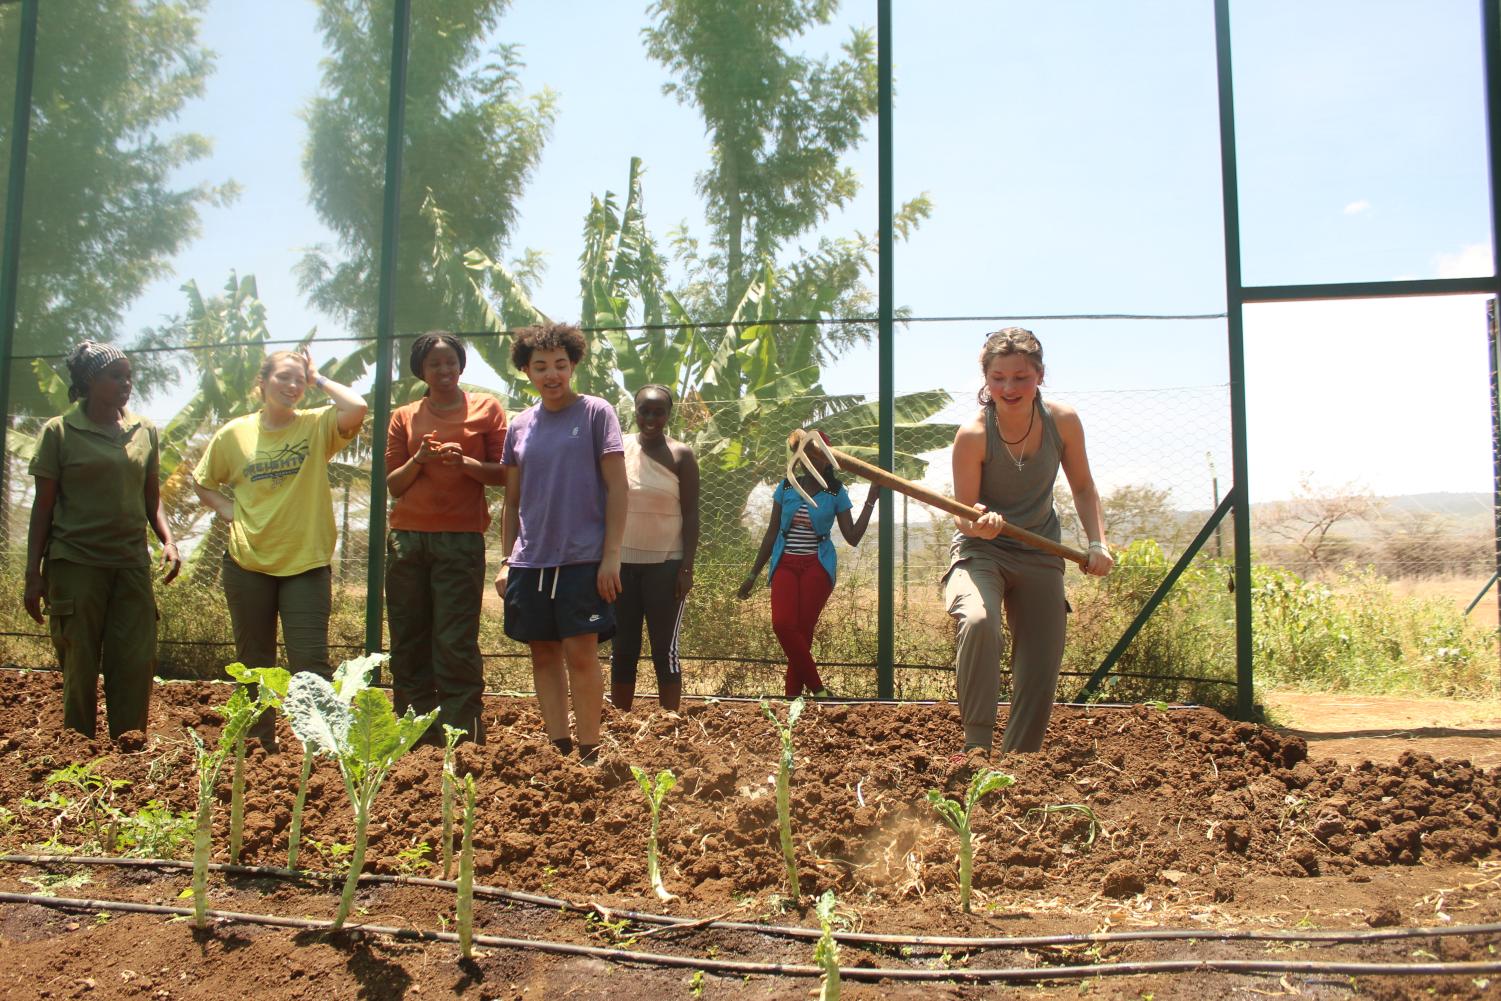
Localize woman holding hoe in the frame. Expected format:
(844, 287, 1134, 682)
(385, 332, 506, 745)
(739, 430, 879, 699)
(494, 323, 626, 764)
(25, 341, 180, 740)
(610, 384, 699, 713)
(192, 349, 367, 749)
(946, 328, 1113, 760)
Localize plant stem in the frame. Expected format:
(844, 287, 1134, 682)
(287, 746, 314, 871)
(776, 762, 799, 899)
(191, 780, 213, 929)
(959, 827, 973, 914)
(332, 802, 369, 930)
(458, 776, 476, 958)
(228, 732, 246, 864)
(441, 773, 454, 881)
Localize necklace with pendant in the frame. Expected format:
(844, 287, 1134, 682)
(997, 401, 1036, 471)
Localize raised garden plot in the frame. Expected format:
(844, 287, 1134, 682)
(1, 667, 1500, 999)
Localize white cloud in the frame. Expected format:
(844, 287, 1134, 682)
(1343, 199, 1371, 215)
(1434, 242, 1494, 279)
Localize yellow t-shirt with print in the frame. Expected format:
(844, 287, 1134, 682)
(193, 406, 352, 576)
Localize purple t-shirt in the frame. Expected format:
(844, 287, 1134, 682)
(502, 394, 624, 567)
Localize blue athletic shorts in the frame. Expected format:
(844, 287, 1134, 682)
(503, 563, 616, 643)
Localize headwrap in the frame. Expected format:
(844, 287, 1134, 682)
(65, 340, 127, 402)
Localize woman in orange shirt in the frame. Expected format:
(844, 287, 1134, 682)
(385, 332, 507, 744)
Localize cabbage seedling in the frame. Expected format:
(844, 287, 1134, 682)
(188, 686, 264, 928)
(457, 772, 476, 958)
(927, 768, 1015, 913)
(224, 664, 290, 864)
(287, 654, 384, 871)
(629, 765, 677, 902)
(284, 672, 437, 929)
(814, 888, 840, 1001)
(761, 697, 805, 899)
(440, 724, 467, 880)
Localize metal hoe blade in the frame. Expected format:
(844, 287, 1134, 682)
(785, 430, 840, 507)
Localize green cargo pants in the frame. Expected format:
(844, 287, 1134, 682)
(46, 558, 157, 740)
(221, 554, 332, 746)
(385, 530, 486, 744)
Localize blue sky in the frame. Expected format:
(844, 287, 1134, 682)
(113, 0, 1496, 507)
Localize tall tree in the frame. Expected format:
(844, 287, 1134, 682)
(298, 0, 555, 348)
(643, 0, 929, 351)
(0, 0, 235, 408)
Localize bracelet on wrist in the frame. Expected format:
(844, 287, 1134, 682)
(1088, 542, 1109, 552)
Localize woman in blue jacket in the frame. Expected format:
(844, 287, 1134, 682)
(738, 432, 879, 697)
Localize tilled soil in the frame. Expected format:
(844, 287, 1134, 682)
(0, 667, 1499, 999)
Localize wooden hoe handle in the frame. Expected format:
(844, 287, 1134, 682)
(787, 429, 1090, 569)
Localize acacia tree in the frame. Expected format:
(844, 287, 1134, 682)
(298, 0, 555, 355)
(1257, 475, 1382, 574)
(0, 0, 236, 410)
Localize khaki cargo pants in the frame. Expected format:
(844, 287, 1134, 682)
(944, 545, 1068, 754)
(46, 558, 157, 740)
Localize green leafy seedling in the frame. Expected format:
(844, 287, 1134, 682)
(224, 663, 290, 864)
(284, 671, 436, 929)
(117, 799, 194, 859)
(629, 765, 678, 902)
(440, 724, 467, 880)
(814, 888, 840, 1000)
(927, 768, 1016, 913)
(189, 685, 265, 928)
(32, 761, 128, 853)
(457, 773, 477, 958)
(287, 655, 381, 871)
(761, 697, 805, 900)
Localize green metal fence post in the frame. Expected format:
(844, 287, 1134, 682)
(876, 0, 895, 699)
(364, 0, 412, 655)
(1484, 0, 1501, 667)
(0, 0, 40, 521)
(1213, 0, 1254, 719)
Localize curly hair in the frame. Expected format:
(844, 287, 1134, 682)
(511, 323, 586, 370)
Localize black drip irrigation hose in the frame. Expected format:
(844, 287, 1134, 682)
(5, 854, 1501, 953)
(2, 890, 1499, 984)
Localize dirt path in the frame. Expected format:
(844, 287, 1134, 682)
(1266, 690, 1501, 768)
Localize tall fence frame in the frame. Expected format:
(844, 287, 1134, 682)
(1, 0, 1498, 716)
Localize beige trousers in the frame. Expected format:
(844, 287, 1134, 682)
(944, 545, 1067, 753)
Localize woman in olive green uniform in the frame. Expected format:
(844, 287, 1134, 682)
(25, 341, 181, 740)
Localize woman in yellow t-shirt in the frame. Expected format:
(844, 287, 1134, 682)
(191, 350, 366, 747)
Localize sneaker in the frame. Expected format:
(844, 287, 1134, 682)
(811, 687, 836, 700)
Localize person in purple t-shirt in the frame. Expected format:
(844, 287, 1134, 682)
(494, 323, 626, 764)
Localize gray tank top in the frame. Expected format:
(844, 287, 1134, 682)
(952, 395, 1063, 559)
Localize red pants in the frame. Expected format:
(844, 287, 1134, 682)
(770, 553, 834, 697)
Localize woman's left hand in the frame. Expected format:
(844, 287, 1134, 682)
(1085, 545, 1114, 577)
(160, 542, 182, 585)
(675, 564, 694, 601)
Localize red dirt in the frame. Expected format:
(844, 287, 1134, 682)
(1, 668, 1499, 999)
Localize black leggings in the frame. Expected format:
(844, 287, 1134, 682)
(610, 559, 684, 688)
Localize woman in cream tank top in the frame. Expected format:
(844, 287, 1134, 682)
(610, 385, 699, 711)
